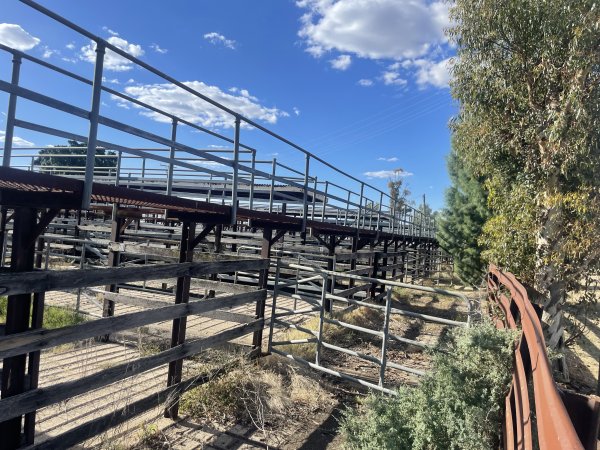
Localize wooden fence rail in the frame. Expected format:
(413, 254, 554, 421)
(0, 257, 269, 449)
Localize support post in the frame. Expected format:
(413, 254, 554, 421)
(380, 239, 389, 294)
(325, 235, 336, 312)
(253, 227, 272, 353)
(370, 248, 380, 299)
(23, 234, 48, 445)
(208, 224, 223, 298)
(166, 118, 178, 196)
(315, 273, 328, 365)
(165, 221, 196, 419)
(302, 154, 310, 232)
(379, 288, 392, 387)
(0, 208, 9, 267)
(268, 158, 276, 213)
(392, 239, 399, 279)
(349, 235, 358, 289)
(357, 183, 364, 230)
(101, 206, 123, 342)
(231, 117, 241, 225)
(267, 257, 282, 354)
(2, 54, 22, 167)
(82, 42, 105, 209)
(249, 150, 256, 210)
(0, 207, 37, 449)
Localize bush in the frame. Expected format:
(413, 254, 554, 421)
(0, 297, 86, 329)
(341, 321, 516, 450)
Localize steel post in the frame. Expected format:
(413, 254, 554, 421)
(231, 117, 241, 225)
(268, 158, 276, 213)
(302, 154, 310, 232)
(315, 274, 328, 365)
(379, 288, 392, 387)
(311, 176, 317, 220)
(249, 149, 256, 210)
(82, 42, 105, 209)
(358, 182, 364, 230)
(166, 118, 178, 196)
(2, 54, 22, 168)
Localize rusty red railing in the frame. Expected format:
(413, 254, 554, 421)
(487, 265, 586, 450)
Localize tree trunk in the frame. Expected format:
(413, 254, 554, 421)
(535, 174, 569, 379)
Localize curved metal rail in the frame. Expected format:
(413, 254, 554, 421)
(487, 265, 584, 450)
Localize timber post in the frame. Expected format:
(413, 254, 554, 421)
(253, 227, 273, 354)
(164, 220, 196, 419)
(0, 207, 37, 449)
(101, 206, 124, 342)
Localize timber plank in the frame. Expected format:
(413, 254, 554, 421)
(0, 259, 269, 297)
(0, 290, 266, 358)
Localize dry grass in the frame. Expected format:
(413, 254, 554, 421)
(179, 354, 332, 444)
(276, 306, 384, 360)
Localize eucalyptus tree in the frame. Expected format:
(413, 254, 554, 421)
(448, 0, 600, 349)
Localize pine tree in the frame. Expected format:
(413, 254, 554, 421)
(34, 140, 117, 175)
(437, 151, 490, 286)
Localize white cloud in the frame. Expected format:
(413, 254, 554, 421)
(297, 0, 449, 60)
(80, 35, 144, 72)
(65, 42, 76, 50)
(377, 157, 398, 162)
(126, 78, 135, 84)
(0, 24, 40, 51)
(305, 45, 325, 58)
(150, 43, 167, 54)
(381, 70, 407, 86)
(329, 54, 351, 70)
(42, 46, 55, 59)
(293, 107, 301, 116)
(357, 78, 373, 87)
(203, 32, 236, 50)
(102, 77, 120, 85)
(0, 131, 35, 147)
(415, 57, 452, 88)
(364, 168, 413, 179)
(102, 26, 119, 36)
(115, 81, 287, 129)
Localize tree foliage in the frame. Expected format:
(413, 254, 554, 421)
(448, 0, 600, 321)
(34, 140, 117, 175)
(387, 169, 411, 211)
(341, 321, 516, 449)
(437, 151, 490, 285)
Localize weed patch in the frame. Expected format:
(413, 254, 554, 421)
(341, 320, 516, 450)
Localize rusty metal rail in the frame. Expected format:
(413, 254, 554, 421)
(487, 265, 585, 450)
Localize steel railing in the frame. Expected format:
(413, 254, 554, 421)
(487, 265, 584, 450)
(0, 0, 436, 238)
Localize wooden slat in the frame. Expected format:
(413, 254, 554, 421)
(0, 319, 262, 422)
(0, 290, 266, 358)
(0, 258, 269, 297)
(28, 370, 224, 450)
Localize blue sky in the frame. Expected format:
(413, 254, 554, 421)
(0, 0, 456, 210)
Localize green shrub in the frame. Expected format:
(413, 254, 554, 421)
(341, 321, 516, 450)
(0, 297, 86, 329)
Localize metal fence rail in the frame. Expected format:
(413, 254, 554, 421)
(267, 259, 470, 394)
(487, 265, 590, 450)
(0, 0, 435, 239)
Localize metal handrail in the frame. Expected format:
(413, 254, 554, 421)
(487, 265, 583, 450)
(0, 0, 435, 238)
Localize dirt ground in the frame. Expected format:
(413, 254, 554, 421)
(114, 288, 475, 450)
